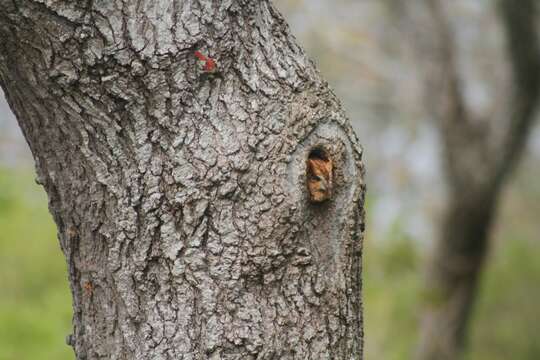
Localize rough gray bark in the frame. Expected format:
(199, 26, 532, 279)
(0, 1, 365, 359)
(411, 0, 540, 359)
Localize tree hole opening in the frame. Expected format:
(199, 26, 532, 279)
(306, 147, 333, 203)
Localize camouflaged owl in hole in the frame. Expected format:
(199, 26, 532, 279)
(306, 152, 333, 203)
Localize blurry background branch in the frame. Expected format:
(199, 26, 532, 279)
(496, 0, 540, 184)
(409, 0, 540, 359)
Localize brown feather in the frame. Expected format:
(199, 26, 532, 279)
(306, 157, 333, 202)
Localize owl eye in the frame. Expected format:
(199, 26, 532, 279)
(311, 175, 322, 181)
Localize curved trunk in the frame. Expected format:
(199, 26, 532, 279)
(0, 1, 365, 359)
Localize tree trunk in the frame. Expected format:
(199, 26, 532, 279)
(413, 0, 540, 359)
(417, 189, 498, 360)
(0, 1, 365, 359)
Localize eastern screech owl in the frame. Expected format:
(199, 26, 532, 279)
(306, 155, 333, 203)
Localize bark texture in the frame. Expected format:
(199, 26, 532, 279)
(0, 1, 365, 359)
(412, 0, 540, 359)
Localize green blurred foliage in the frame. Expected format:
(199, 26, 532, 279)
(0, 168, 73, 360)
(0, 167, 539, 360)
(362, 166, 540, 360)
(364, 231, 540, 360)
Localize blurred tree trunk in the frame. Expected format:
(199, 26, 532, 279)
(413, 0, 540, 359)
(0, 1, 365, 359)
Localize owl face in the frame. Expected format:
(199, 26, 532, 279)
(306, 155, 333, 203)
